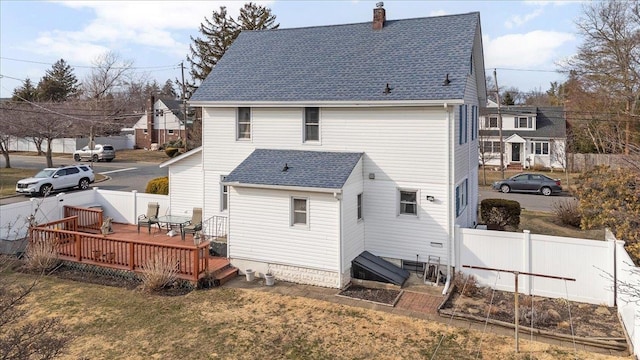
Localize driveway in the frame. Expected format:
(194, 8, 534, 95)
(479, 188, 576, 213)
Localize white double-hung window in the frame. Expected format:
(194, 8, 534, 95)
(237, 107, 251, 140)
(304, 107, 319, 142)
(291, 197, 308, 226)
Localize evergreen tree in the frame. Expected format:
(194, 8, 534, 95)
(502, 92, 515, 106)
(36, 59, 79, 102)
(161, 79, 177, 99)
(237, 2, 279, 30)
(12, 78, 38, 101)
(186, 3, 279, 94)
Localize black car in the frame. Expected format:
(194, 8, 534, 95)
(492, 173, 562, 196)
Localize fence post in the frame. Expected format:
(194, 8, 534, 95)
(132, 190, 138, 226)
(523, 230, 531, 295)
(193, 249, 199, 282)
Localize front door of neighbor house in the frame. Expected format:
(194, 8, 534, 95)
(511, 143, 521, 162)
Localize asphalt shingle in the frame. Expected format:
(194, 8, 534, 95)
(191, 12, 480, 102)
(224, 149, 363, 189)
(479, 106, 566, 138)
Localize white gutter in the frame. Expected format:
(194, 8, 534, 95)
(222, 182, 342, 194)
(189, 99, 465, 108)
(443, 103, 453, 295)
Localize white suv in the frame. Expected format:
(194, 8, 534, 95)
(73, 144, 116, 162)
(16, 165, 96, 196)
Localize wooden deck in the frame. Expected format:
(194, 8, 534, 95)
(30, 216, 236, 284)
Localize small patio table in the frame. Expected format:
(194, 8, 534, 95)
(157, 215, 191, 240)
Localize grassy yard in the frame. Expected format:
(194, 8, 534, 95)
(3, 269, 628, 360)
(520, 210, 604, 240)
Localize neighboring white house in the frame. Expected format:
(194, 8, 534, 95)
(133, 97, 186, 150)
(479, 102, 567, 170)
(166, 6, 487, 289)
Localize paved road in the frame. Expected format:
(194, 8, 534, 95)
(479, 188, 575, 213)
(1, 155, 166, 205)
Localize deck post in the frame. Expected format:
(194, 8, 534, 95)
(193, 249, 199, 282)
(129, 242, 135, 271)
(75, 232, 82, 261)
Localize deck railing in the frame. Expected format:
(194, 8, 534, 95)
(64, 205, 103, 232)
(203, 215, 227, 240)
(30, 217, 210, 282)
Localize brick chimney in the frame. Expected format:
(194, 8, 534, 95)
(373, 2, 386, 30)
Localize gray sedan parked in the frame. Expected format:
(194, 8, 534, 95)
(492, 173, 562, 196)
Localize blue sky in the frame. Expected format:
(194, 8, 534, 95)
(0, 0, 583, 98)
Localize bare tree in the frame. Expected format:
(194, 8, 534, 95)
(0, 101, 18, 168)
(79, 51, 137, 146)
(566, 0, 640, 155)
(0, 205, 72, 359)
(478, 136, 502, 185)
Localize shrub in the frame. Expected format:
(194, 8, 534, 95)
(140, 253, 179, 292)
(552, 199, 581, 227)
(164, 147, 180, 158)
(480, 198, 521, 229)
(453, 271, 481, 297)
(24, 240, 59, 272)
(145, 177, 168, 195)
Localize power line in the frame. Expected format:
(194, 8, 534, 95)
(0, 56, 180, 71)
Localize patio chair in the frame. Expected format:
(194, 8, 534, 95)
(182, 207, 202, 240)
(138, 202, 161, 234)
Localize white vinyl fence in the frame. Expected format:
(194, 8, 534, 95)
(457, 226, 640, 356)
(7, 135, 135, 153)
(457, 227, 615, 305)
(0, 189, 169, 253)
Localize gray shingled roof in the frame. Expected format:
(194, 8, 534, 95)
(224, 149, 363, 189)
(479, 106, 566, 138)
(191, 12, 480, 102)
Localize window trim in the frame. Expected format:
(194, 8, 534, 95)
(515, 116, 533, 129)
(236, 107, 252, 140)
(455, 179, 468, 217)
(459, 105, 468, 145)
(357, 193, 363, 221)
(220, 175, 228, 212)
(533, 141, 550, 155)
(291, 197, 309, 227)
(303, 107, 320, 143)
(398, 189, 419, 217)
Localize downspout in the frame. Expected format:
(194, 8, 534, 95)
(442, 103, 453, 295)
(335, 191, 343, 288)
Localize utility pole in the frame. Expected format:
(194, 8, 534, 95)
(181, 61, 188, 152)
(494, 69, 505, 179)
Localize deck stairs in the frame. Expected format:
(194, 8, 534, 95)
(207, 257, 238, 286)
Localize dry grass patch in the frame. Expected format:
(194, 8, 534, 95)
(520, 210, 604, 240)
(24, 240, 60, 272)
(6, 271, 630, 360)
(115, 149, 170, 162)
(0, 168, 37, 196)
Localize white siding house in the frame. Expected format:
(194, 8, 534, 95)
(479, 104, 567, 170)
(168, 6, 487, 289)
(159, 147, 203, 216)
(134, 98, 186, 150)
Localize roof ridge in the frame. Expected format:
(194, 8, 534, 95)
(242, 11, 480, 33)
